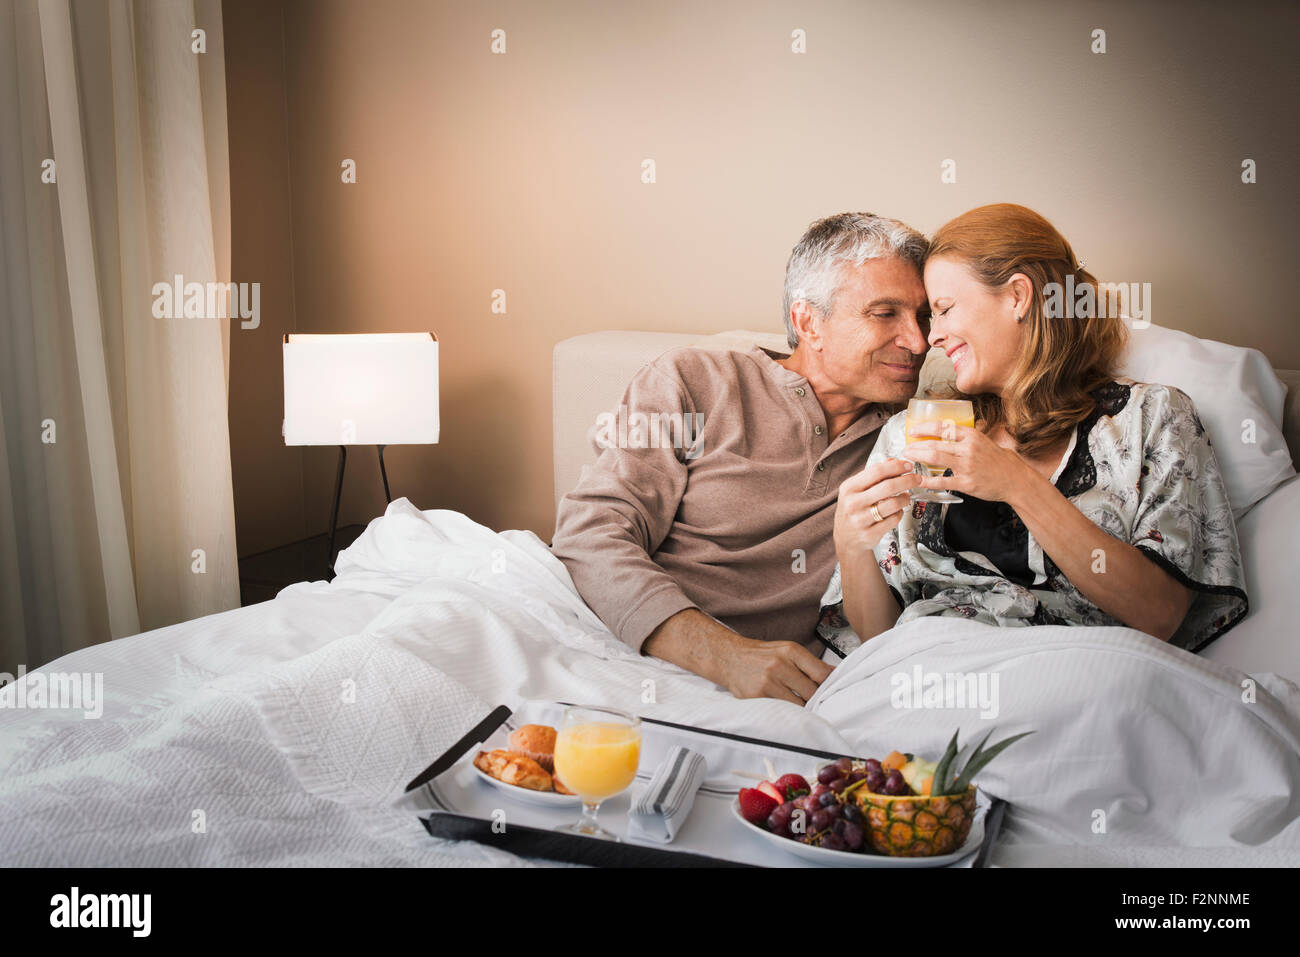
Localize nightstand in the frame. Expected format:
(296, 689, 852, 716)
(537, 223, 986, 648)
(238, 524, 366, 606)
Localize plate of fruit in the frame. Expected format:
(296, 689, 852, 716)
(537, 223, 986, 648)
(733, 729, 1031, 866)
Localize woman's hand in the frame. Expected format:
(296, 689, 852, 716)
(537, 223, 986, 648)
(901, 421, 1035, 503)
(834, 458, 919, 558)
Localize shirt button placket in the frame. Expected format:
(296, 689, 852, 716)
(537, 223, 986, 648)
(796, 384, 829, 490)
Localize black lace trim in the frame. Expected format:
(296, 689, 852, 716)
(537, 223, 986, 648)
(915, 497, 993, 578)
(1132, 543, 1250, 652)
(815, 631, 848, 659)
(1055, 381, 1132, 498)
(1028, 600, 1072, 626)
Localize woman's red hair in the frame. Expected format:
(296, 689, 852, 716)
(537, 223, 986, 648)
(926, 203, 1128, 456)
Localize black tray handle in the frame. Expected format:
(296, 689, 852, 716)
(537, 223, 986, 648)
(972, 797, 1007, 868)
(420, 812, 751, 867)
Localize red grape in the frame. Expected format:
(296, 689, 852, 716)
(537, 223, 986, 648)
(842, 822, 865, 850)
(766, 802, 793, 836)
(820, 832, 846, 851)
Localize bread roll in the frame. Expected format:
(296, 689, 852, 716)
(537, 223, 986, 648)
(508, 724, 557, 773)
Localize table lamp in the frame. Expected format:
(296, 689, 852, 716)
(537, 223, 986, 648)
(283, 332, 439, 573)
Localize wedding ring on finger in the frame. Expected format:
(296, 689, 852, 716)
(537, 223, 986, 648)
(870, 503, 883, 523)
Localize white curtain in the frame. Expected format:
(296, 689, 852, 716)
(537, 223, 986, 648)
(0, 0, 238, 674)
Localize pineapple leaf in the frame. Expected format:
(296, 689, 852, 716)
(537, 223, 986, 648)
(949, 731, 1035, 792)
(931, 730, 961, 797)
(963, 729, 996, 776)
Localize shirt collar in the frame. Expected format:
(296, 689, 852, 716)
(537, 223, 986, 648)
(749, 345, 892, 439)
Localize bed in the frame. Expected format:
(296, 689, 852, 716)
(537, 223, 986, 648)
(1, 330, 1298, 867)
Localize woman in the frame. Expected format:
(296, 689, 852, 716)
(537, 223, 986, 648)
(818, 203, 1247, 654)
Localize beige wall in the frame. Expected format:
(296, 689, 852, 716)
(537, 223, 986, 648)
(225, 0, 1300, 553)
(226, 0, 306, 555)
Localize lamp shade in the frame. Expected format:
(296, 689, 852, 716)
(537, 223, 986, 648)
(283, 333, 439, 446)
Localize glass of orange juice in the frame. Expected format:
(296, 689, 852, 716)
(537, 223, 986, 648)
(553, 705, 642, 841)
(905, 397, 975, 504)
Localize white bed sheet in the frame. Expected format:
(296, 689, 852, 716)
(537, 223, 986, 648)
(1, 499, 1297, 867)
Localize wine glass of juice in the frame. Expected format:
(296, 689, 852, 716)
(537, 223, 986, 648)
(553, 705, 642, 841)
(905, 397, 975, 504)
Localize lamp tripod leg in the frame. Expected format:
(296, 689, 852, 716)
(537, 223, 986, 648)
(327, 445, 347, 577)
(377, 444, 392, 504)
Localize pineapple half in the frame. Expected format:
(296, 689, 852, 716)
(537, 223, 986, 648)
(858, 787, 978, 856)
(854, 728, 1032, 858)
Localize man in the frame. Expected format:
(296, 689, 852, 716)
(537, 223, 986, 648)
(551, 212, 931, 704)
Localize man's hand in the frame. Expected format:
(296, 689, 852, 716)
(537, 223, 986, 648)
(716, 638, 834, 704)
(642, 609, 833, 705)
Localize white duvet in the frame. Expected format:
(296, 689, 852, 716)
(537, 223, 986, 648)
(1, 500, 1298, 866)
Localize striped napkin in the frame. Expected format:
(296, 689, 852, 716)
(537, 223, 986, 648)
(625, 746, 707, 844)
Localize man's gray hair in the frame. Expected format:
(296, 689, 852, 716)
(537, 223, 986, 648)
(782, 212, 929, 348)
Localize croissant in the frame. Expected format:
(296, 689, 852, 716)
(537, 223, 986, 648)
(474, 749, 553, 791)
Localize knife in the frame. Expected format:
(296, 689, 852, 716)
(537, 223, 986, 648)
(403, 704, 513, 793)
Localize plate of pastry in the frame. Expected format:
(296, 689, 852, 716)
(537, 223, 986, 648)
(471, 724, 582, 807)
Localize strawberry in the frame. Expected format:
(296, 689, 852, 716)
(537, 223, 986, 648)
(774, 773, 811, 801)
(738, 787, 779, 825)
(757, 780, 784, 804)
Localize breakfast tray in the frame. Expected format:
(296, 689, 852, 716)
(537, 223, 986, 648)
(399, 701, 1007, 868)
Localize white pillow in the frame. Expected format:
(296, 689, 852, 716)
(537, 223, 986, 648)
(1117, 323, 1295, 518)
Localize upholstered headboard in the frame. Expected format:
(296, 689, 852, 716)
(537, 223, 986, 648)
(551, 330, 1300, 508)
